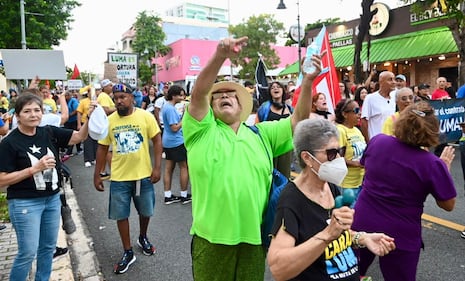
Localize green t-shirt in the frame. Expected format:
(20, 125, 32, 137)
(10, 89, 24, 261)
(183, 108, 293, 245)
(337, 124, 366, 188)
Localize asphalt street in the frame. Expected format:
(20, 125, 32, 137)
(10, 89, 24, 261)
(67, 145, 465, 281)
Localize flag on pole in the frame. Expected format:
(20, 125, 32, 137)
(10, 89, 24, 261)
(71, 64, 80, 79)
(255, 55, 270, 105)
(292, 26, 341, 112)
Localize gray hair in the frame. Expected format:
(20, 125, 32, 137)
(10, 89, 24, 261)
(395, 87, 413, 101)
(293, 118, 339, 168)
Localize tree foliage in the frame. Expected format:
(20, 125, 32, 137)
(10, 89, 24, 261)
(229, 14, 285, 79)
(408, 0, 465, 84)
(0, 0, 80, 49)
(131, 11, 170, 85)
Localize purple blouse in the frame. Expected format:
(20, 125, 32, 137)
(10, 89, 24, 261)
(352, 134, 456, 251)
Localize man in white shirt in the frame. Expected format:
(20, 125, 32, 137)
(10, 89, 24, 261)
(361, 71, 397, 142)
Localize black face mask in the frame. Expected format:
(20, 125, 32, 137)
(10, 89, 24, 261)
(315, 109, 330, 119)
(271, 101, 284, 109)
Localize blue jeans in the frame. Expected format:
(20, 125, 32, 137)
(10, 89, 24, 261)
(8, 193, 61, 281)
(108, 177, 155, 220)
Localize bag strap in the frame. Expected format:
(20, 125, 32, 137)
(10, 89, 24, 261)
(247, 125, 273, 174)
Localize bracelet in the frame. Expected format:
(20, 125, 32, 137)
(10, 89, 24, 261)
(313, 236, 331, 244)
(354, 232, 366, 248)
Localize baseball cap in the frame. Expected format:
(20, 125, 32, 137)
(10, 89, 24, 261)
(94, 83, 102, 90)
(395, 74, 406, 82)
(100, 79, 113, 88)
(418, 83, 430, 90)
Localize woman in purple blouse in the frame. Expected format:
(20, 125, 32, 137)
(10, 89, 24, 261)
(352, 101, 457, 281)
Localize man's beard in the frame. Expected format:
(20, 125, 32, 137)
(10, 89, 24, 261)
(117, 106, 130, 116)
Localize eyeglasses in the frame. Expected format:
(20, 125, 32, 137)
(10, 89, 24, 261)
(400, 95, 414, 102)
(313, 146, 346, 161)
(112, 83, 133, 94)
(211, 91, 236, 100)
(345, 107, 360, 114)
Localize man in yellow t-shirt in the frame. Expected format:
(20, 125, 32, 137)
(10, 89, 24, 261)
(98, 79, 116, 115)
(77, 86, 95, 167)
(93, 83, 162, 274)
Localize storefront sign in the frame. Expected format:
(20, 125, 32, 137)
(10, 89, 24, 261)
(369, 2, 390, 36)
(107, 53, 138, 88)
(410, 6, 447, 25)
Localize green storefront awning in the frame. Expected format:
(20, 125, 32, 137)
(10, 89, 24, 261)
(279, 26, 458, 75)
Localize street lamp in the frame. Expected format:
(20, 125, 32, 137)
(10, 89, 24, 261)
(277, 0, 302, 73)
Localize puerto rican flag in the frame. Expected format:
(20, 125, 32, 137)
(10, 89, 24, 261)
(292, 26, 341, 113)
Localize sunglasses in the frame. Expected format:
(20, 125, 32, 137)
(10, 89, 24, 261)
(112, 83, 133, 94)
(211, 91, 236, 100)
(345, 107, 360, 114)
(314, 146, 346, 161)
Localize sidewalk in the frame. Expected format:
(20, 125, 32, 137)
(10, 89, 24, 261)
(0, 222, 73, 281)
(0, 184, 103, 281)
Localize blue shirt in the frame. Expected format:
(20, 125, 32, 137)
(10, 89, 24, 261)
(161, 102, 184, 148)
(133, 90, 143, 108)
(66, 97, 79, 123)
(457, 85, 465, 99)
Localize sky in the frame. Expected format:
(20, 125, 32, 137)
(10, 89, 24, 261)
(55, 0, 402, 75)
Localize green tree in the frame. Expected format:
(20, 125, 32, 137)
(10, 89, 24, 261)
(229, 14, 285, 79)
(131, 11, 170, 85)
(408, 0, 465, 85)
(0, 0, 80, 49)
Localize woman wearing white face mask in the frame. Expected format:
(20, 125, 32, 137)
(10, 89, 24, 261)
(267, 118, 396, 281)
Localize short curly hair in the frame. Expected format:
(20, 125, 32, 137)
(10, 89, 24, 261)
(394, 101, 439, 147)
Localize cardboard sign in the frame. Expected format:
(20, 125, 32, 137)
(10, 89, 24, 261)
(0, 49, 66, 80)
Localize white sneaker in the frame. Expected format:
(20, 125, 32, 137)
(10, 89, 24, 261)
(84, 161, 92, 168)
(461, 231, 465, 239)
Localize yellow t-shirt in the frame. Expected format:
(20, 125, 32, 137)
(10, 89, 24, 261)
(97, 92, 115, 109)
(76, 97, 91, 123)
(43, 98, 57, 113)
(382, 112, 400, 136)
(337, 124, 366, 188)
(99, 108, 160, 181)
(0, 96, 9, 111)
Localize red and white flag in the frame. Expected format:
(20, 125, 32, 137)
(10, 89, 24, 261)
(71, 64, 80, 79)
(292, 26, 341, 112)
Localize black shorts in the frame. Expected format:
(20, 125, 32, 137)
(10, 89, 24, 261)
(164, 144, 187, 162)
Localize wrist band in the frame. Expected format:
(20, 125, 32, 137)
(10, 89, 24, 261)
(354, 232, 366, 248)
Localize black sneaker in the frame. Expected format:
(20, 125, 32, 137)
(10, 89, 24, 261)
(164, 195, 181, 205)
(461, 231, 465, 239)
(61, 205, 76, 235)
(114, 249, 136, 274)
(53, 246, 68, 260)
(137, 235, 156, 256)
(180, 194, 192, 204)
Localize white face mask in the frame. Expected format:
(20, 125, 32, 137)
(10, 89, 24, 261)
(308, 153, 348, 185)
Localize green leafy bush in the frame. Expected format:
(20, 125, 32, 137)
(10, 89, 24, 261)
(0, 192, 9, 222)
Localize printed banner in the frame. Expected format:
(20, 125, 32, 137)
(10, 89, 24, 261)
(429, 98, 465, 143)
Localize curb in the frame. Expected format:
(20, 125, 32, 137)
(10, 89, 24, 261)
(64, 184, 105, 281)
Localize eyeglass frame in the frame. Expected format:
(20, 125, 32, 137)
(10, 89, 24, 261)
(313, 146, 346, 161)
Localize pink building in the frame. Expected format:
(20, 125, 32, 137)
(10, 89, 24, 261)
(155, 38, 303, 83)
